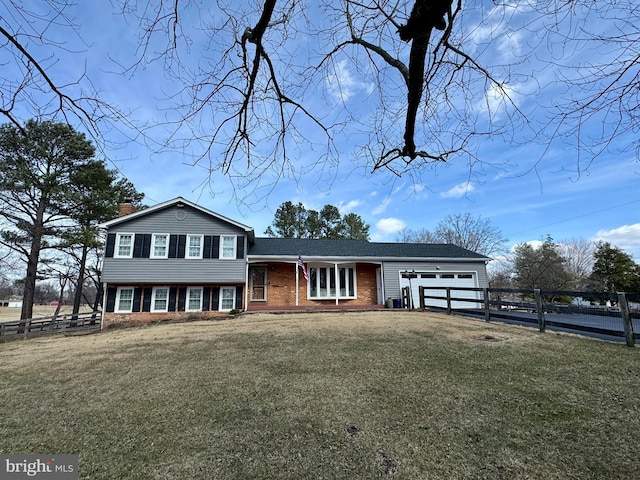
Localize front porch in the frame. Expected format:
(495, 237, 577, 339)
(246, 261, 383, 311)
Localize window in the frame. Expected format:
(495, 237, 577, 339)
(115, 287, 134, 313)
(151, 287, 169, 312)
(458, 274, 473, 279)
(187, 235, 203, 259)
(115, 233, 134, 258)
(220, 286, 236, 311)
(309, 264, 356, 299)
(440, 274, 455, 279)
(187, 287, 203, 311)
(220, 235, 236, 259)
(151, 234, 169, 258)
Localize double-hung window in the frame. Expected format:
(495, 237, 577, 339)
(187, 287, 203, 311)
(220, 286, 236, 311)
(151, 234, 169, 258)
(309, 264, 356, 300)
(187, 235, 204, 259)
(220, 235, 236, 259)
(115, 233, 134, 258)
(151, 287, 169, 312)
(115, 287, 134, 312)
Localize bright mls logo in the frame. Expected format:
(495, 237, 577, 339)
(1, 455, 78, 479)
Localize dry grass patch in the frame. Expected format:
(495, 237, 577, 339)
(0, 311, 638, 479)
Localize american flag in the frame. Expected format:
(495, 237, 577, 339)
(297, 255, 309, 282)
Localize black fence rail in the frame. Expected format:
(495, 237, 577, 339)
(402, 286, 639, 346)
(0, 311, 102, 342)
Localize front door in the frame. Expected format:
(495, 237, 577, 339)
(250, 266, 267, 301)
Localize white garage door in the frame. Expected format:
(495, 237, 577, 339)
(399, 272, 480, 309)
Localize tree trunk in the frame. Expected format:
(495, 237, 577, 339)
(72, 243, 88, 317)
(19, 197, 46, 324)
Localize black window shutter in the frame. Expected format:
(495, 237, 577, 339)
(132, 288, 142, 312)
(133, 235, 143, 258)
(236, 236, 244, 259)
(105, 234, 116, 258)
(177, 235, 186, 258)
(212, 287, 219, 310)
(177, 288, 186, 311)
(203, 236, 212, 259)
(106, 287, 117, 312)
(168, 287, 178, 311)
(203, 287, 211, 311)
(142, 288, 152, 312)
(212, 236, 220, 259)
(235, 286, 243, 309)
(168, 235, 178, 258)
(142, 234, 151, 258)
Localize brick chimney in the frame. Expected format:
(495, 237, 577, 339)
(118, 202, 136, 217)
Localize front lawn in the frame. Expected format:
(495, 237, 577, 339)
(0, 311, 638, 479)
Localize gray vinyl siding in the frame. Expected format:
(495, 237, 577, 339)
(102, 258, 246, 283)
(102, 204, 247, 283)
(382, 260, 489, 300)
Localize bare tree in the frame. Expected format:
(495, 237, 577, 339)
(399, 212, 507, 256)
(4, 1, 636, 198)
(512, 1, 640, 173)
(557, 238, 595, 290)
(0, 1, 129, 146)
(113, 0, 519, 197)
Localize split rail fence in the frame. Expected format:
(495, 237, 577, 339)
(0, 311, 102, 342)
(400, 286, 639, 347)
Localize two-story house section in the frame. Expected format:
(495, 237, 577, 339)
(99, 197, 254, 328)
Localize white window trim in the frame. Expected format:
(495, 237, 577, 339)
(186, 286, 203, 312)
(150, 233, 170, 259)
(114, 233, 135, 259)
(219, 286, 236, 311)
(308, 263, 357, 300)
(186, 234, 204, 259)
(115, 286, 135, 313)
(151, 286, 170, 312)
(219, 235, 237, 260)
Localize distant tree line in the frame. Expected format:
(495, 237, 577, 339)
(491, 237, 640, 296)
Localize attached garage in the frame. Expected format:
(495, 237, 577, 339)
(399, 271, 482, 309)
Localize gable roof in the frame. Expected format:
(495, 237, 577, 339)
(98, 196, 255, 240)
(248, 237, 489, 261)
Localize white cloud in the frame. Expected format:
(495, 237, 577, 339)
(336, 200, 361, 213)
(441, 182, 474, 198)
(326, 59, 374, 102)
(374, 218, 407, 237)
(592, 224, 640, 252)
(372, 198, 390, 215)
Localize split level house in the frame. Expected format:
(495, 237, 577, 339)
(99, 197, 490, 328)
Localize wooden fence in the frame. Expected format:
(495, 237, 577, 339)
(0, 311, 102, 341)
(400, 286, 639, 347)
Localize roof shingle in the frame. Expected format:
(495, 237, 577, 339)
(248, 237, 489, 260)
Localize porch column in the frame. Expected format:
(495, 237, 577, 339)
(335, 263, 339, 305)
(295, 261, 300, 306)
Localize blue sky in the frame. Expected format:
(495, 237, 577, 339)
(3, 1, 639, 259)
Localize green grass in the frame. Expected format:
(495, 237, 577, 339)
(1, 311, 638, 479)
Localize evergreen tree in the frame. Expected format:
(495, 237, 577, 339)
(590, 242, 640, 294)
(0, 120, 95, 320)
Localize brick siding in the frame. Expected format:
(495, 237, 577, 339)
(248, 262, 380, 310)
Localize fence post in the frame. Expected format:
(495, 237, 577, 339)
(418, 286, 425, 310)
(617, 292, 635, 347)
(534, 289, 545, 332)
(446, 287, 452, 315)
(483, 288, 491, 322)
